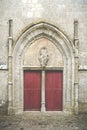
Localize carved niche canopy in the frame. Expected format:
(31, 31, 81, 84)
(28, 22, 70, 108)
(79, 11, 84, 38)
(38, 47, 49, 67)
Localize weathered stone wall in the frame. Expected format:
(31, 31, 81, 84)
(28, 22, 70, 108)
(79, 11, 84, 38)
(0, 70, 8, 114)
(79, 72, 87, 113)
(0, 0, 87, 113)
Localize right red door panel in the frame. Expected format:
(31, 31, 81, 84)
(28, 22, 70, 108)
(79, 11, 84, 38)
(46, 71, 63, 111)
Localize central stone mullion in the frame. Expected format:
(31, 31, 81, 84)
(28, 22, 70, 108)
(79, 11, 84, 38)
(41, 70, 46, 112)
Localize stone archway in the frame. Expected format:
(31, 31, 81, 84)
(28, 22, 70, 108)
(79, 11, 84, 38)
(8, 22, 78, 114)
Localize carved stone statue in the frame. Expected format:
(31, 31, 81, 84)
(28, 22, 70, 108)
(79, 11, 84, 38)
(38, 47, 49, 67)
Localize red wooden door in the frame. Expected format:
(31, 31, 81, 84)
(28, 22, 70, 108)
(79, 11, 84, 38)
(24, 71, 41, 111)
(46, 71, 63, 111)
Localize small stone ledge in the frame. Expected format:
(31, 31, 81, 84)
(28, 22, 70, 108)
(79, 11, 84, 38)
(0, 65, 8, 70)
(79, 65, 87, 71)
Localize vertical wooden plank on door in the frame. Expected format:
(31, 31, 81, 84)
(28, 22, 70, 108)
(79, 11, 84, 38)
(46, 71, 63, 111)
(24, 71, 41, 111)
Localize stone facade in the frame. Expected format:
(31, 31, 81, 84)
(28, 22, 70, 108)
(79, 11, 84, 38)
(0, 0, 87, 114)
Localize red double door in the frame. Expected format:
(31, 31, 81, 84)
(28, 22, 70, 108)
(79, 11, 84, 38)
(24, 70, 63, 111)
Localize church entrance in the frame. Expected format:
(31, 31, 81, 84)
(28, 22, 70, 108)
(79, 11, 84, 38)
(24, 70, 63, 111)
(11, 22, 76, 114)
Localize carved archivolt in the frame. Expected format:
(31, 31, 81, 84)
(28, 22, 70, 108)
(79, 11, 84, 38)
(38, 47, 49, 67)
(12, 22, 76, 114)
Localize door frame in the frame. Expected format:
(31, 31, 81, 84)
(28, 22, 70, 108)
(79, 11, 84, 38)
(23, 67, 63, 112)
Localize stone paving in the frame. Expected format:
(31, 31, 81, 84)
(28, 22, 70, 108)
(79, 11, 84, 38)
(0, 112, 87, 130)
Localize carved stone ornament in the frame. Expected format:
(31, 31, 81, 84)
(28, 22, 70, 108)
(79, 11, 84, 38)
(38, 47, 49, 67)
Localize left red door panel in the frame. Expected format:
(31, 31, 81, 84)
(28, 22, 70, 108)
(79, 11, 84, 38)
(24, 71, 41, 111)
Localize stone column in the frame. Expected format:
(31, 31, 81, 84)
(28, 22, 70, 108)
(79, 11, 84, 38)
(74, 20, 79, 114)
(41, 70, 46, 112)
(38, 47, 49, 112)
(8, 19, 13, 114)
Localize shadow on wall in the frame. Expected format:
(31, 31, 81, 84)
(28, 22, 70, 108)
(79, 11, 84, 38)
(0, 99, 8, 115)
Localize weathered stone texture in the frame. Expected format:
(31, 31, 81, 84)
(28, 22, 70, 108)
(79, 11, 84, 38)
(0, 71, 8, 101)
(0, 70, 8, 114)
(0, 112, 87, 130)
(0, 0, 87, 114)
(79, 72, 87, 113)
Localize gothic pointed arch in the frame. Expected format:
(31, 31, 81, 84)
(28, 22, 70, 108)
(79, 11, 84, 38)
(11, 22, 76, 114)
